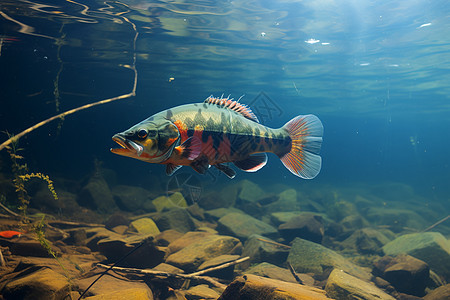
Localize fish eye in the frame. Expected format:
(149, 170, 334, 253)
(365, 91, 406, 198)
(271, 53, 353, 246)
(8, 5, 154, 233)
(137, 129, 148, 139)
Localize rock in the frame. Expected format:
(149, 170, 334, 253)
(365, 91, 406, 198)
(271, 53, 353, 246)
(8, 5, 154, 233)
(342, 228, 392, 255)
(152, 263, 184, 274)
(287, 237, 371, 280)
(270, 211, 302, 226)
(424, 284, 450, 300)
(382, 232, 450, 280)
(84, 288, 153, 300)
(152, 193, 187, 212)
(104, 213, 130, 230)
(78, 177, 117, 213)
(237, 179, 266, 202)
(76, 273, 153, 299)
(278, 214, 324, 244)
(326, 200, 358, 222)
(70, 228, 87, 246)
(340, 214, 370, 230)
(218, 212, 278, 241)
(166, 235, 242, 272)
(325, 269, 395, 300)
(112, 185, 152, 212)
(155, 229, 184, 247)
(198, 185, 238, 209)
(0, 235, 59, 258)
(152, 207, 195, 233)
(205, 207, 243, 221)
(198, 254, 240, 279)
(111, 225, 128, 235)
(373, 254, 430, 296)
(241, 234, 289, 269)
(246, 262, 298, 283)
(167, 231, 212, 254)
(186, 203, 205, 220)
(184, 284, 220, 300)
(84, 227, 124, 252)
(365, 207, 426, 232)
(129, 218, 160, 235)
(218, 274, 331, 300)
(2, 267, 70, 300)
(97, 235, 165, 268)
(264, 189, 300, 214)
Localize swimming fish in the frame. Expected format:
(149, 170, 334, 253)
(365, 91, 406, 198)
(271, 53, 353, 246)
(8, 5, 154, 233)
(111, 96, 323, 179)
(0, 230, 23, 238)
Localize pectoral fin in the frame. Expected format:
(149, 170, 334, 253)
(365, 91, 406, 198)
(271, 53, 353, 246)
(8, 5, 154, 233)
(166, 163, 182, 176)
(175, 137, 202, 160)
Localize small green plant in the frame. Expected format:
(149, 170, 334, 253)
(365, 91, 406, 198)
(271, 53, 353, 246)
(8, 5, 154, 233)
(34, 216, 73, 300)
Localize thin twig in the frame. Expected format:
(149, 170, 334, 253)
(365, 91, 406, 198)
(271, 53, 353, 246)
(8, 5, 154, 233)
(0, 10, 139, 152)
(0, 248, 5, 267)
(95, 263, 227, 290)
(287, 262, 303, 285)
(189, 256, 249, 276)
(423, 215, 450, 232)
(0, 202, 20, 218)
(257, 238, 291, 249)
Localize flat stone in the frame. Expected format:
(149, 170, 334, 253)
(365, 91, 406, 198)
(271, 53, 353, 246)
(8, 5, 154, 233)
(166, 235, 242, 272)
(241, 234, 289, 269)
(84, 288, 153, 300)
(278, 214, 324, 243)
(205, 207, 243, 221)
(342, 228, 392, 255)
(218, 212, 278, 241)
(76, 274, 153, 298)
(424, 284, 450, 300)
(246, 262, 298, 283)
(155, 229, 184, 247)
(152, 207, 195, 233)
(365, 207, 427, 232)
(97, 235, 165, 268)
(2, 267, 70, 300)
(112, 185, 152, 212)
(185, 284, 220, 300)
(152, 263, 184, 274)
(270, 211, 303, 226)
(167, 231, 212, 254)
(264, 189, 301, 213)
(218, 274, 331, 300)
(152, 192, 187, 212)
(382, 232, 450, 280)
(288, 237, 371, 280)
(325, 269, 395, 300)
(373, 254, 429, 296)
(237, 179, 266, 202)
(78, 177, 117, 213)
(129, 218, 160, 235)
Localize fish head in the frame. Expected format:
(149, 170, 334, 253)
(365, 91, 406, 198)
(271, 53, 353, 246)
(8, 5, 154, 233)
(111, 118, 180, 163)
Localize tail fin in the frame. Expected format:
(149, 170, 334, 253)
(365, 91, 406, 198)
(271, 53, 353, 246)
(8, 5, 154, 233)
(280, 115, 323, 179)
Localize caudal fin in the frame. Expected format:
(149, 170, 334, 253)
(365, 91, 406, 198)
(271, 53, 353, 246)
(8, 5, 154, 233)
(280, 115, 323, 179)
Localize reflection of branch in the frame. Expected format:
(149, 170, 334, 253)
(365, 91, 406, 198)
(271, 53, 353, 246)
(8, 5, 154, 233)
(0, 9, 139, 152)
(0, 11, 57, 41)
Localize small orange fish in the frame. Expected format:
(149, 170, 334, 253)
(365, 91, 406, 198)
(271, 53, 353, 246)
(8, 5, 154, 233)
(0, 230, 23, 238)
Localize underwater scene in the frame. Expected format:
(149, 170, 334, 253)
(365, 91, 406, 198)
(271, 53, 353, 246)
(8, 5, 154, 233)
(0, 0, 449, 299)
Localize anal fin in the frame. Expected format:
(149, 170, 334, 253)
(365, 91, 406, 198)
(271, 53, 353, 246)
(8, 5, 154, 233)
(190, 155, 210, 174)
(233, 153, 267, 172)
(214, 163, 236, 179)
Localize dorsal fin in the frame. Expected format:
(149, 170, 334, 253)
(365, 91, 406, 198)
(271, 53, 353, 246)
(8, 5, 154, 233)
(204, 95, 259, 123)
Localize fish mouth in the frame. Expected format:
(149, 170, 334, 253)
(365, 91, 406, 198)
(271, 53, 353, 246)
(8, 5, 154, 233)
(111, 134, 143, 157)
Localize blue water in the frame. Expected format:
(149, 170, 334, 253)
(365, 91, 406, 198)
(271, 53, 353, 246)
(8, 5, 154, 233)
(0, 0, 449, 211)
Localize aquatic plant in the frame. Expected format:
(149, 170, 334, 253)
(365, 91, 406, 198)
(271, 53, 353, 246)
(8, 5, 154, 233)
(34, 216, 73, 300)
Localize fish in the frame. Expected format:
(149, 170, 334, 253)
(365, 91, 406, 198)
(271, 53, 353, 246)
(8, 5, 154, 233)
(0, 230, 23, 238)
(111, 95, 323, 179)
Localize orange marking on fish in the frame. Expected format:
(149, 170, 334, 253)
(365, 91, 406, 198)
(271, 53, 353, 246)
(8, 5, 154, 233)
(173, 120, 189, 141)
(0, 230, 24, 238)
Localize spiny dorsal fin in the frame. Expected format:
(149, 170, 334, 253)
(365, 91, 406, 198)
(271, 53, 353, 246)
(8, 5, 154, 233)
(204, 95, 259, 123)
